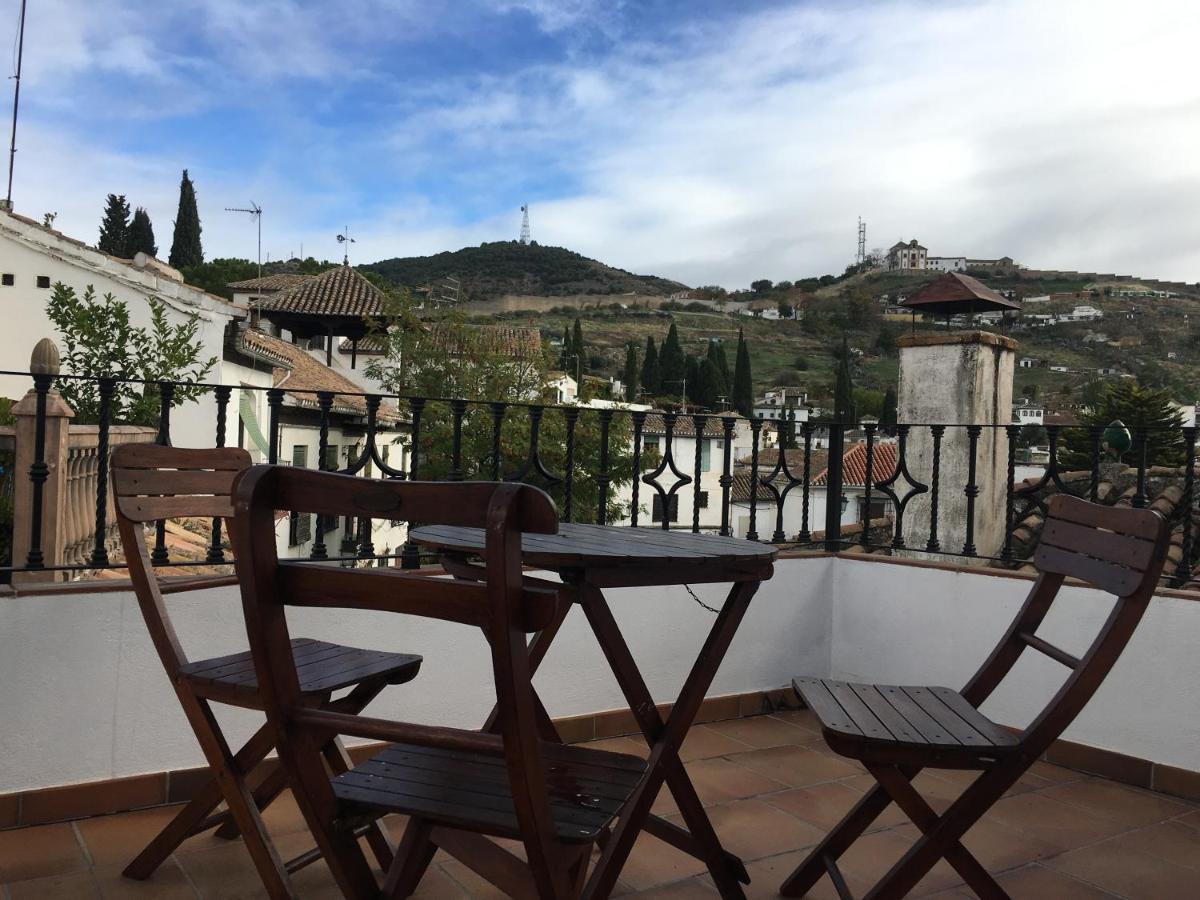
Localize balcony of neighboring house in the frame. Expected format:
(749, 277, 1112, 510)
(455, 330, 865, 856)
(0, 333, 1198, 899)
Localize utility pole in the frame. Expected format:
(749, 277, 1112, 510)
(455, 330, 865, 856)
(3, 0, 29, 212)
(225, 203, 263, 279)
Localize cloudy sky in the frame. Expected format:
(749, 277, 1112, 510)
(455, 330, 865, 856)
(2, 0, 1197, 287)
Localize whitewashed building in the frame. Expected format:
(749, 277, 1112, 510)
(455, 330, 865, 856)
(927, 256, 967, 272)
(887, 239, 928, 271)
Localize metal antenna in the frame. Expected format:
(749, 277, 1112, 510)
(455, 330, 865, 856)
(3, 0, 28, 212)
(519, 204, 530, 245)
(856, 217, 866, 266)
(225, 202, 262, 278)
(336, 226, 355, 265)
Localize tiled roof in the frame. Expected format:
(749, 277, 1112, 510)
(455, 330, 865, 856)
(339, 325, 542, 361)
(227, 273, 315, 292)
(901, 272, 1020, 313)
(740, 447, 830, 475)
(643, 413, 733, 438)
(253, 266, 387, 318)
(238, 329, 401, 422)
(812, 441, 898, 487)
(730, 446, 830, 502)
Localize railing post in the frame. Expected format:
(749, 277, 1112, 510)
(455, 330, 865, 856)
(12, 339, 74, 583)
(596, 409, 612, 525)
(151, 382, 174, 566)
(562, 406, 578, 522)
(747, 417, 762, 541)
(309, 390, 333, 561)
(400, 396, 425, 568)
(1174, 426, 1197, 587)
(89, 377, 115, 567)
(824, 422, 845, 552)
(206, 385, 232, 564)
(718, 416, 735, 536)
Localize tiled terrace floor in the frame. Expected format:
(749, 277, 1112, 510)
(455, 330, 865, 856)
(2, 710, 1197, 899)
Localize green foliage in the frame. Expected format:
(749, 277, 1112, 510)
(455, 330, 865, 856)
(361, 241, 675, 300)
(732, 329, 754, 416)
(363, 292, 633, 522)
(881, 386, 897, 427)
(695, 358, 724, 410)
(704, 340, 729, 399)
(852, 388, 884, 419)
(684, 355, 700, 403)
(833, 337, 855, 422)
(46, 283, 217, 426)
(168, 169, 204, 269)
(622, 344, 638, 400)
(875, 324, 898, 356)
(1060, 380, 1185, 468)
(750, 279, 773, 294)
(127, 207, 158, 258)
(658, 322, 686, 395)
(794, 355, 809, 371)
(180, 258, 259, 300)
(777, 301, 794, 319)
(97, 194, 130, 256)
(641, 336, 660, 397)
(571, 317, 585, 380)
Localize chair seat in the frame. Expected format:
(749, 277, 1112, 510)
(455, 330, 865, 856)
(179, 638, 422, 703)
(331, 740, 648, 843)
(794, 677, 1021, 768)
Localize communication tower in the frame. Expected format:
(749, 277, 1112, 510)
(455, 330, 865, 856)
(856, 217, 867, 266)
(519, 204, 530, 245)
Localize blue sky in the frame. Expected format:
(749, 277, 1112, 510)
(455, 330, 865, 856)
(3, 0, 1198, 285)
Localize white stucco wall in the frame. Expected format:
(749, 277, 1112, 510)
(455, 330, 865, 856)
(2, 554, 1196, 795)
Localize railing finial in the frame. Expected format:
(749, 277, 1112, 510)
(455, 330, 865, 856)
(30, 337, 60, 376)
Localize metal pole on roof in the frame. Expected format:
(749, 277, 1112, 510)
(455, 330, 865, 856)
(3, 0, 28, 212)
(226, 203, 263, 279)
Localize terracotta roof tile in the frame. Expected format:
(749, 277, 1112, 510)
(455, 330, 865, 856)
(254, 266, 387, 317)
(812, 441, 898, 487)
(228, 273, 315, 292)
(900, 272, 1020, 314)
(338, 325, 542, 360)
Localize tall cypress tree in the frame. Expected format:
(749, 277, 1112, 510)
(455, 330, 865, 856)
(127, 207, 158, 258)
(622, 344, 638, 401)
(881, 386, 898, 428)
(168, 169, 204, 269)
(732, 329, 754, 416)
(97, 194, 131, 256)
(705, 340, 729, 399)
(834, 337, 855, 423)
(697, 358, 723, 410)
(558, 326, 571, 369)
(571, 317, 585, 380)
(684, 355, 701, 405)
(658, 322, 685, 394)
(641, 335, 660, 397)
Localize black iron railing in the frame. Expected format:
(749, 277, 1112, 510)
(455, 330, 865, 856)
(1, 368, 1196, 588)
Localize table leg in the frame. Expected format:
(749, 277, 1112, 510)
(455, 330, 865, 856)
(580, 579, 759, 900)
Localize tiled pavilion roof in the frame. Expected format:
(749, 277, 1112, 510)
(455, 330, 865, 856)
(227, 273, 315, 292)
(253, 266, 387, 318)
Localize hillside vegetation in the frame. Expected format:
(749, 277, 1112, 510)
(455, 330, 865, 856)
(362, 241, 685, 300)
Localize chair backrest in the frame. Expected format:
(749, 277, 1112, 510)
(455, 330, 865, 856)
(111, 444, 251, 677)
(230, 465, 563, 867)
(962, 493, 1169, 756)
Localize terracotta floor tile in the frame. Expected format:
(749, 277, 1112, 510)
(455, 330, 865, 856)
(764, 781, 907, 832)
(652, 757, 787, 816)
(93, 860, 197, 899)
(0, 822, 88, 883)
(769, 708, 822, 731)
(1040, 778, 1193, 827)
(1027, 760, 1088, 784)
(174, 828, 318, 899)
(575, 736, 650, 759)
(256, 790, 312, 838)
(724, 745, 860, 789)
(1102, 820, 1200, 871)
(719, 847, 872, 900)
(1175, 808, 1200, 831)
(983, 791, 1130, 853)
(6, 869, 102, 899)
(677, 725, 752, 762)
(437, 858, 511, 899)
(668, 798, 824, 862)
(894, 818, 1061, 874)
(1044, 837, 1197, 899)
(76, 807, 183, 869)
(625, 877, 717, 898)
(833, 827, 963, 896)
(408, 864, 470, 898)
(994, 863, 1121, 899)
(706, 715, 820, 749)
(616, 831, 710, 891)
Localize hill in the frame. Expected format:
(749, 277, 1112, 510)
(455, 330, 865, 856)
(361, 241, 686, 301)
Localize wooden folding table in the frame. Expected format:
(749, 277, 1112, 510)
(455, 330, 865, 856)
(411, 522, 777, 899)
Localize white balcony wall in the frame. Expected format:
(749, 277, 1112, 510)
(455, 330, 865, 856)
(2, 554, 1198, 796)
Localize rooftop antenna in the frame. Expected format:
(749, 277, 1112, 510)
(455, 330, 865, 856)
(225, 202, 262, 279)
(856, 217, 866, 266)
(519, 204, 530, 245)
(336, 226, 355, 265)
(3, 0, 28, 212)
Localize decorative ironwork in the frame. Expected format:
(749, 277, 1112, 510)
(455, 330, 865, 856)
(206, 385, 232, 564)
(718, 416, 736, 537)
(642, 412, 693, 532)
(596, 409, 613, 526)
(630, 410, 646, 526)
(563, 407, 579, 522)
(1174, 426, 1197, 587)
(873, 424, 928, 550)
(89, 377, 115, 567)
(151, 381, 174, 566)
(798, 422, 814, 543)
(861, 423, 877, 547)
(962, 425, 981, 556)
(746, 418, 762, 541)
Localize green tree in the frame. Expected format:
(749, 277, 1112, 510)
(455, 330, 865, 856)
(683, 355, 700, 404)
(641, 336, 660, 397)
(833, 337, 855, 422)
(127, 207, 158, 258)
(1060, 380, 1185, 469)
(777, 301, 794, 319)
(732, 329, 754, 416)
(46, 283, 217, 425)
(97, 194, 130, 256)
(781, 408, 797, 449)
(704, 340, 729, 398)
(750, 279, 773, 294)
(622, 343, 638, 401)
(658, 322, 686, 393)
(875, 325, 898, 356)
(168, 169, 204, 269)
(881, 386, 898, 428)
(364, 292, 633, 522)
(178, 258, 259, 299)
(570, 317, 585, 380)
(696, 358, 723, 409)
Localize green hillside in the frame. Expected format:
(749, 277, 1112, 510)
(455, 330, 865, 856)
(362, 241, 685, 300)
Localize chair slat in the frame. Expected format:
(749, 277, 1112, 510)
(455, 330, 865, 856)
(850, 684, 928, 745)
(1033, 544, 1143, 596)
(1040, 518, 1155, 571)
(793, 678, 862, 737)
(111, 444, 250, 470)
(1046, 493, 1163, 540)
(929, 688, 1020, 747)
(113, 468, 239, 497)
(825, 681, 894, 741)
(874, 684, 955, 745)
(117, 494, 235, 522)
(901, 687, 991, 746)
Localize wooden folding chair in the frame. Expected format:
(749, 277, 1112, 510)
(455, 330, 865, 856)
(781, 494, 1170, 900)
(112, 445, 422, 899)
(231, 465, 650, 899)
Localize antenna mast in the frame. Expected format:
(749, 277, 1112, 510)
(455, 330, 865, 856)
(3, 0, 28, 212)
(856, 217, 866, 266)
(336, 226, 356, 265)
(519, 204, 530, 245)
(225, 202, 263, 278)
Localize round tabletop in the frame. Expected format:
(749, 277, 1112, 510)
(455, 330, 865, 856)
(410, 522, 778, 570)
